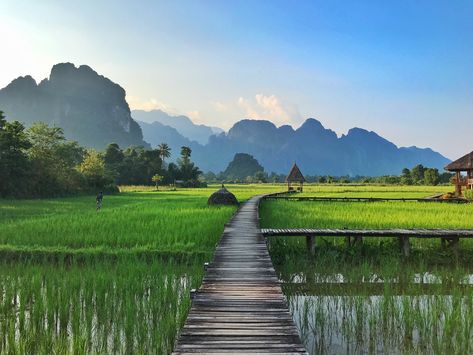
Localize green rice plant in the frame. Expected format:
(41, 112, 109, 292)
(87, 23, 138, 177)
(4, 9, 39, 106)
(0, 258, 204, 354)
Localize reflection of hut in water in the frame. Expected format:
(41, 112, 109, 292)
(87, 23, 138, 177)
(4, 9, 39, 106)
(286, 163, 305, 192)
(445, 151, 473, 196)
(208, 184, 239, 205)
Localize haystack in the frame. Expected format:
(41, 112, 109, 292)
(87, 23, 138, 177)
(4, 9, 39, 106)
(208, 185, 239, 205)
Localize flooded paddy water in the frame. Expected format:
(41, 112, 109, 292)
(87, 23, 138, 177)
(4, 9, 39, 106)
(262, 192, 473, 354)
(0, 258, 205, 354)
(270, 248, 473, 355)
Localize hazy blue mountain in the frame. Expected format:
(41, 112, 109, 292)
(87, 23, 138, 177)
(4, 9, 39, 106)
(223, 153, 264, 179)
(0, 63, 449, 176)
(137, 120, 202, 157)
(132, 109, 223, 144)
(0, 63, 147, 149)
(193, 118, 450, 176)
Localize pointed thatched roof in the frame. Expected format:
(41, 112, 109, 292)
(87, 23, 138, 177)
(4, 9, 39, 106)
(286, 163, 305, 182)
(445, 151, 473, 171)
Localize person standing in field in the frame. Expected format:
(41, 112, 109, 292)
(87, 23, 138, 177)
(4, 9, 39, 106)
(96, 191, 103, 211)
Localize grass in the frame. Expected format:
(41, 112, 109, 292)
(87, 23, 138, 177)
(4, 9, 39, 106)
(0, 258, 204, 354)
(260, 185, 473, 354)
(0, 185, 282, 258)
(260, 197, 473, 255)
(1, 183, 470, 354)
(0, 184, 282, 353)
(297, 184, 451, 198)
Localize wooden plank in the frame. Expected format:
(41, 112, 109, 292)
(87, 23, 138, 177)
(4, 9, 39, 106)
(261, 228, 473, 238)
(173, 194, 307, 354)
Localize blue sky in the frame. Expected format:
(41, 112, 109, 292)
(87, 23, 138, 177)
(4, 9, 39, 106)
(1, 0, 472, 158)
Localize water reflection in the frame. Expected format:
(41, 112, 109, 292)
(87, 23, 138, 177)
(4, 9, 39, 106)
(278, 270, 473, 354)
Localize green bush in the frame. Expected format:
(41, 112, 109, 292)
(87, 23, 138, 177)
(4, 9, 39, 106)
(464, 190, 473, 199)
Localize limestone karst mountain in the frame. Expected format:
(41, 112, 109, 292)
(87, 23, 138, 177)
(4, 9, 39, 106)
(0, 63, 147, 149)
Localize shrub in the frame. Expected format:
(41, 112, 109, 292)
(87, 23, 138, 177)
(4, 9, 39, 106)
(464, 190, 473, 199)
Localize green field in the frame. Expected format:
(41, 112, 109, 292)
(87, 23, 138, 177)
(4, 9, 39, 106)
(0, 184, 281, 353)
(260, 185, 473, 354)
(1, 184, 471, 354)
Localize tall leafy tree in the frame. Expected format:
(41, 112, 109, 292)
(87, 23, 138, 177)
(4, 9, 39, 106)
(0, 111, 31, 197)
(400, 168, 413, 185)
(424, 168, 440, 186)
(177, 146, 201, 182)
(27, 122, 84, 196)
(78, 150, 109, 190)
(411, 164, 425, 184)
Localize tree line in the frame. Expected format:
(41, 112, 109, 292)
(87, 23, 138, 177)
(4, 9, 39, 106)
(202, 164, 451, 185)
(0, 112, 203, 198)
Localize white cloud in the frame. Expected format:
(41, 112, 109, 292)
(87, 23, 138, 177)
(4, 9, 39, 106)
(236, 94, 301, 126)
(186, 110, 202, 122)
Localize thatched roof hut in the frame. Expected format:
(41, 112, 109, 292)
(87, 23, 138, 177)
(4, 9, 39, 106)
(445, 151, 473, 172)
(445, 151, 473, 195)
(286, 163, 305, 192)
(208, 185, 239, 205)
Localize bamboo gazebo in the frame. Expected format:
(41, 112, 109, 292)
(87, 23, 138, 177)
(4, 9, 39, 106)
(286, 163, 305, 192)
(445, 151, 473, 196)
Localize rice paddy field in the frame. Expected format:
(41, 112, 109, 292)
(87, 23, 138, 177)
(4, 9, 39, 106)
(260, 185, 473, 354)
(1, 184, 472, 354)
(0, 184, 280, 354)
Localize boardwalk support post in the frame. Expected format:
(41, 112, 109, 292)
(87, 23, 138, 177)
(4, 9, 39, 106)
(354, 236, 363, 246)
(399, 236, 411, 257)
(306, 235, 315, 255)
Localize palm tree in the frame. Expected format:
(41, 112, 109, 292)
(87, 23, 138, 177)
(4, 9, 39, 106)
(157, 143, 171, 169)
(180, 146, 192, 159)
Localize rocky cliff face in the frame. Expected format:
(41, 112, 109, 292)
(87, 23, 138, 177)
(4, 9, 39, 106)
(0, 63, 147, 149)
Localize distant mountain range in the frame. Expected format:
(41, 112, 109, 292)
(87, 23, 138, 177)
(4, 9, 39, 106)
(188, 119, 450, 176)
(133, 109, 222, 145)
(0, 62, 450, 176)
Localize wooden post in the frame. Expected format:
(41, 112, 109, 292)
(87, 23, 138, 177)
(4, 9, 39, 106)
(306, 235, 315, 256)
(451, 237, 459, 258)
(399, 236, 411, 257)
(455, 171, 462, 196)
(345, 236, 352, 247)
(354, 236, 363, 246)
(441, 238, 446, 249)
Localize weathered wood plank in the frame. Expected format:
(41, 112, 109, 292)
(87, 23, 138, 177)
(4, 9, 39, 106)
(173, 194, 307, 354)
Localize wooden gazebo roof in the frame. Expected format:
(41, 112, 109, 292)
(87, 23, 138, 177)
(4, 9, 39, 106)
(286, 163, 305, 182)
(445, 151, 473, 171)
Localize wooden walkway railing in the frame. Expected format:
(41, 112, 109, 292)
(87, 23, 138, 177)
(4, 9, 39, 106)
(261, 228, 473, 257)
(264, 196, 469, 203)
(173, 195, 307, 354)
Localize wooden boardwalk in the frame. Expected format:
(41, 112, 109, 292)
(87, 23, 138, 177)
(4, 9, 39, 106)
(264, 196, 469, 203)
(261, 228, 473, 257)
(261, 228, 473, 238)
(173, 195, 307, 354)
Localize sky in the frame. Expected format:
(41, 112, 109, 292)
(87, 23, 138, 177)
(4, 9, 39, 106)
(1, 0, 472, 159)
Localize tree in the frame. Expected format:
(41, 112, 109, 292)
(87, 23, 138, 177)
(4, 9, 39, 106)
(177, 146, 201, 182)
(424, 168, 440, 186)
(411, 164, 425, 184)
(78, 150, 108, 189)
(0, 111, 31, 197)
(254, 171, 268, 183)
(157, 143, 171, 168)
(180, 146, 192, 161)
(400, 168, 413, 185)
(27, 122, 85, 196)
(151, 174, 163, 190)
